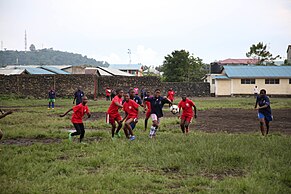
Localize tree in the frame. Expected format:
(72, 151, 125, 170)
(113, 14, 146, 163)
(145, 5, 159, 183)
(246, 42, 280, 65)
(161, 50, 206, 82)
(29, 44, 36, 51)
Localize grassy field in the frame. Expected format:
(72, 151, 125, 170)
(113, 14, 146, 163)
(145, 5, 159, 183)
(1, 96, 291, 193)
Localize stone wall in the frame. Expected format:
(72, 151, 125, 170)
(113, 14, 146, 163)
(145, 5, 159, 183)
(0, 75, 210, 98)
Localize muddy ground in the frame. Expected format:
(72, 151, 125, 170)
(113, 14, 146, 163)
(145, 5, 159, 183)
(1, 108, 290, 146)
(89, 108, 291, 134)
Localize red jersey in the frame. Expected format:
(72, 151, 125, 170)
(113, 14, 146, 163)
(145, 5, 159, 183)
(123, 99, 139, 118)
(178, 98, 195, 117)
(107, 95, 123, 114)
(167, 90, 175, 101)
(105, 89, 111, 96)
(145, 101, 151, 112)
(71, 103, 90, 123)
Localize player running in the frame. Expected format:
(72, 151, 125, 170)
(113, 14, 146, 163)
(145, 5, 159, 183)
(106, 88, 124, 139)
(178, 94, 197, 134)
(143, 90, 152, 131)
(60, 96, 91, 143)
(167, 88, 175, 103)
(144, 89, 172, 138)
(254, 89, 273, 136)
(121, 93, 139, 140)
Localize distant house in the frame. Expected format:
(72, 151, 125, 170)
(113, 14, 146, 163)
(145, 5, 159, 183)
(0, 65, 70, 75)
(61, 66, 85, 74)
(218, 58, 259, 66)
(287, 45, 291, 64)
(109, 64, 143, 76)
(211, 66, 291, 96)
(85, 67, 134, 76)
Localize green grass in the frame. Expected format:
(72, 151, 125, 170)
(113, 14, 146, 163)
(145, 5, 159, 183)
(1, 96, 291, 193)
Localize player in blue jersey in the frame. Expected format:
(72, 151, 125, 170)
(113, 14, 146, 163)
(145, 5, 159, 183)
(255, 89, 273, 136)
(144, 89, 172, 138)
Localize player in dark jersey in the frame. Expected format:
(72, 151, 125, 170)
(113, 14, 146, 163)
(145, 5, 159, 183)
(144, 89, 172, 138)
(254, 89, 273, 136)
(73, 86, 84, 105)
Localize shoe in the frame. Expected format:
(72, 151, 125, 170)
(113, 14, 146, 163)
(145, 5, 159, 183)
(116, 132, 121, 138)
(48, 108, 50, 110)
(68, 133, 72, 141)
(111, 137, 115, 140)
(129, 136, 136, 141)
(52, 108, 54, 110)
(80, 142, 87, 145)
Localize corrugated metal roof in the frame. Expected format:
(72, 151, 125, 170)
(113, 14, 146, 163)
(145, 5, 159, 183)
(214, 75, 229, 79)
(25, 67, 55, 74)
(0, 68, 26, 75)
(97, 66, 134, 76)
(109, 64, 142, 70)
(224, 66, 291, 78)
(41, 66, 70, 74)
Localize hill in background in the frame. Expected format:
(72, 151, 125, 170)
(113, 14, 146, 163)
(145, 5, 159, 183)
(0, 49, 109, 67)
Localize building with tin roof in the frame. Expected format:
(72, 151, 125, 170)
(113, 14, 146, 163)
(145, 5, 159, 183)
(211, 66, 291, 96)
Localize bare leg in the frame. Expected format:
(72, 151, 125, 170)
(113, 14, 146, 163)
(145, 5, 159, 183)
(259, 118, 266, 136)
(265, 120, 270, 135)
(111, 123, 116, 138)
(180, 119, 185, 133)
(185, 121, 190, 134)
(144, 117, 149, 131)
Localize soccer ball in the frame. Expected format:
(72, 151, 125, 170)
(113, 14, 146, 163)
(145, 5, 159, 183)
(170, 105, 179, 114)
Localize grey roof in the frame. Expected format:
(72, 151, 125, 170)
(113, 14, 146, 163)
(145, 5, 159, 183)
(41, 66, 70, 74)
(25, 67, 55, 74)
(0, 68, 26, 75)
(224, 66, 291, 78)
(97, 66, 134, 76)
(109, 64, 142, 70)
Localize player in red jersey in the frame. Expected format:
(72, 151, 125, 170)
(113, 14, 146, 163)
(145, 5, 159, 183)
(60, 96, 91, 142)
(178, 94, 197, 134)
(106, 88, 124, 139)
(143, 90, 152, 131)
(121, 93, 139, 140)
(167, 88, 175, 103)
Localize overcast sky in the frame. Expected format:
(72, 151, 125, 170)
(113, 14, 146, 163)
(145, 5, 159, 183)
(0, 0, 290, 66)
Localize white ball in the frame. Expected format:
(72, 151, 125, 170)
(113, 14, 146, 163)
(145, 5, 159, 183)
(170, 105, 179, 114)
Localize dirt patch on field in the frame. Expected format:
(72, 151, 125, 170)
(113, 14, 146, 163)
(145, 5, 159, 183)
(194, 108, 291, 134)
(0, 136, 102, 146)
(0, 138, 62, 146)
(200, 168, 245, 180)
(90, 108, 291, 134)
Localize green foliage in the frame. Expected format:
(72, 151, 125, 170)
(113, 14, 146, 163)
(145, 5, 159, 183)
(29, 44, 36, 51)
(162, 50, 207, 82)
(246, 42, 281, 65)
(283, 59, 291, 66)
(0, 49, 109, 67)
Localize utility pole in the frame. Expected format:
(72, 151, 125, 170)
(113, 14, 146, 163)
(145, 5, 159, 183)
(25, 30, 27, 52)
(128, 49, 131, 64)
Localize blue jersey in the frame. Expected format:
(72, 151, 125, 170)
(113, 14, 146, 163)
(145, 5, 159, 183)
(133, 95, 142, 105)
(256, 95, 272, 116)
(48, 90, 56, 99)
(122, 95, 142, 106)
(144, 96, 171, 118)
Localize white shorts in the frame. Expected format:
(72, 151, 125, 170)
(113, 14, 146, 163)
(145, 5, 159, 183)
(151, 114, 161, 124)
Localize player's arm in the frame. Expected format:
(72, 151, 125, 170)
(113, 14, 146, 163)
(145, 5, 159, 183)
(193, 105, 197, 118)
(114, 101, 123, 108)
(256, 104, 268, 109)
(0, 110, 13, 120)
(121, 112, 128, 122)
(73, 93, 77, 104)
(87, 110, 91, 118)
(254, 97, 258, 109)
(138, 98, 144, 107)
(60, 108, 73, 117)
(164, 97, 173, 106)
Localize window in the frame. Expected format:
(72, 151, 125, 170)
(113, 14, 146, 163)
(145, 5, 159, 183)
(241, 79, 255, 84)
(265, 79, 280, 84)
(289, 79, 291, 84)
(212, 79, 215, 84)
